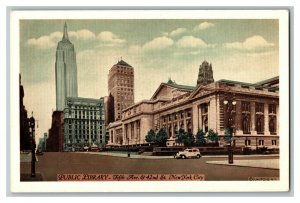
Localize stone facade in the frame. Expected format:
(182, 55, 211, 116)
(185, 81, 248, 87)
(63, 97, 105, 150)
(55, 22, 78, 111)
(108, 59, 134, 121)
(107, 62, 279, 149)
(47, 111, 64, 152)
(19, 75, 31, 150)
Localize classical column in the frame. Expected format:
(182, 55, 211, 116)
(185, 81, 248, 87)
(198, 105, 202, 131)
(192, 104, 198, 135)
(264, 103, 270, 135)
(137, 120, 140, 143)
(235, 100, 243, 136)
(207, 102, 210, 129)
(276, 104, 279, 135)
(183, 115, 187, 132)
(250, 102, 257, 135)
(133, 121, 137, 144)
(171, 117, 174, 138)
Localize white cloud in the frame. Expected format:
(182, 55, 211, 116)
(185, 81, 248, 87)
(69, 29, 96, 40)
(98, 31, 126, 46)
(224, 35, 275, 50)
(142, 36, 174, 50)
(169, 28, 187, 37)
(195, 22, 215, 30)
(176, 36, 208, 48)
(26, 29, 96, 49)
(49, 31, 63, 41)
(27, 35, 57, 49)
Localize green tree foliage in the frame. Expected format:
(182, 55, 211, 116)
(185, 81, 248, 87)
(145, 129, 156, 143)
(185, 132, 195, 147)
(196, 128, 206, 146)
(156, 128, 168, 146)
(175, 128, 186, 145)
(207, 129, 220, 143)
(224, 128, 233, 145)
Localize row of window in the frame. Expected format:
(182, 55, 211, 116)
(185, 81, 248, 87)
(161, 110, 192, 123)
(242, 116, 276, 134)
(67, 130, 103, 134)
(68, 105, 101, 110)
(241, 102, 276, 114)
(245, 139, 277, 146)
(66, 120, 104, 125)
(66, 138, 104, 143)
(116, 67, 133, 75)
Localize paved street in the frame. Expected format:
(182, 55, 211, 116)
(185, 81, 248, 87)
(20, 152, 279, 181)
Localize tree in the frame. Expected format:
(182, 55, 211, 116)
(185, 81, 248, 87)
(195, 128, 206, 146)
(207, 129, 220, 143)
(184, 132, 195, 147)
(175, 128, 186, 145)
(224, 128, 233, 145)
(145, 129, 156, 143)
(156, 128, 168, 146)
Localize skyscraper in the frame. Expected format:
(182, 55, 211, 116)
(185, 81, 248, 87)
(197, 60, 214, 86)
(55, 22, 78, 110)
(108, 59, 134, 121)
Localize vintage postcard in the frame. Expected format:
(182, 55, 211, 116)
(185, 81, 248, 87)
(10, 10, 289, 192)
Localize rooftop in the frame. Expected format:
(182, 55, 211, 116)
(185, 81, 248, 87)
(164, 79, 196, 91)
(116, 59, 132, 67)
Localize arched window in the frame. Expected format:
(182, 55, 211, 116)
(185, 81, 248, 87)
(242, 116, 250, 134)
(174, 124, 178, 135)
(256, 117, 264, 134)
(269, 118, 276, 134)
(168, 126, 172, 138)
(187, 122, 192, 133)
(204, 118, 208, 132)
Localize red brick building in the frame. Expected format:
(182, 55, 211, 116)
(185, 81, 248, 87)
(108, 59, 135, 121)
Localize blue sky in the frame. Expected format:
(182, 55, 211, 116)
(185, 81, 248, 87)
(20, 19, 279, 139)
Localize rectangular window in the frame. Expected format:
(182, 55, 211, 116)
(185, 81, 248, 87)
(255, 103, 264, 113)
(259, 140, 264, 146)
(242, 101, 250, 112)
(245, 139, 251, 146)
(269, 104, 276, 114)
(272, 140, 277, 145)
(187, 110, 192, 117)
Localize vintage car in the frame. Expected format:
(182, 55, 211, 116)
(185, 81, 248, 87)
(174, 148, 201, 159)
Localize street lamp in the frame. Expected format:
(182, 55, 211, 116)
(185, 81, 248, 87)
(28, 112, 37, 177)
(127, 137, 130, 157)
(223, 97, 236, 164)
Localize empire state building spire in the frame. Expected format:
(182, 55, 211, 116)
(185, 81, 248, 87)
(62, 22, 69, 41)
(55, 22, 78, 111)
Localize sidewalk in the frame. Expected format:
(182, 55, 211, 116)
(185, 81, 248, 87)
(20, 173, 44, 181)
(77, 151, 279, 160)
(206, 159, 279, 169)
(79, 152, 173, 159)
(20, 152, 39, 162)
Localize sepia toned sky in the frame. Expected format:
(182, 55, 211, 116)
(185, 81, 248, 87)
(20, 19, 279, 140)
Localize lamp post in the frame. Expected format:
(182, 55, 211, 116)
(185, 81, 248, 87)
(127, 137, 130, 157)
(29, 112, 37, 177)
(224, 97, 236, 164)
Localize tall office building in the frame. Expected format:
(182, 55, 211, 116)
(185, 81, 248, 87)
(197, 60, 214, 86)
(55, 22, 78, 111)
(108, 59, 134, 121)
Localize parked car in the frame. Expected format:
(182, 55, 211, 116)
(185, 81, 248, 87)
(174, 148, 201, 159)
(36, 150, 44, 156)
(89, 146, 101, 152)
